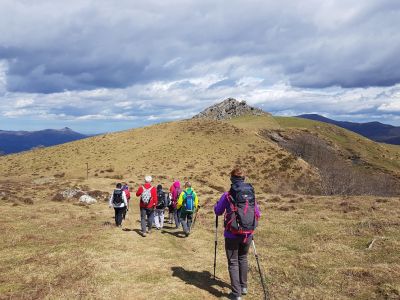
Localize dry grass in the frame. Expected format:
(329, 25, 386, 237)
(0, 179, 399, 299)
(0, 116, 400, 299)
(0, 118, 321, 195)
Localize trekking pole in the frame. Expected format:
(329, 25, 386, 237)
(191, 206, 200, 231)
(252, 238, 269, 300)
(213, 215, 218, 280)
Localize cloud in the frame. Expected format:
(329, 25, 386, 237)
(0, 0, 399, 94)
(1, 74, 400, 126)
(0, 60, 7, 94)
(0, 1, 400, 130)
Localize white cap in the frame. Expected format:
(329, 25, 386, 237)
(145, 175, 152, 183)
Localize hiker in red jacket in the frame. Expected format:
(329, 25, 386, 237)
(136, 175, 157, 237)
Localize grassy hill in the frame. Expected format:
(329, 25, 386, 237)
(1, 115, 400, 299)
(0, 118, 321, 195)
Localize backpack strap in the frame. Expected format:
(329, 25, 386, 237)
(226, 192, 238, 212)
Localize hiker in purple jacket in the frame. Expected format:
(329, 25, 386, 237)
(214, 168, 261, 300)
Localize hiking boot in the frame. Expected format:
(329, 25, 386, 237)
(241, 288, 248, 295)
(228, 293, 241, 300)
(141, 232, 147, 237)
(185, 231, 189, 237)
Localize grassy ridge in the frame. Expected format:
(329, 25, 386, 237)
(1, 115, 400, 299)
(0, 118, 320, 195)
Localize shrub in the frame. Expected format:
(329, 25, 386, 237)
(23, 198, 34, 205)
(52, 193, 64, 202)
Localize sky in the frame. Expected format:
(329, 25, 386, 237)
(0, 0, 400, 133)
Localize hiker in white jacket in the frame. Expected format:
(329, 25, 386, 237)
(109, 183, 128, 227)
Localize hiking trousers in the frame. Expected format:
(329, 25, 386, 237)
(123, 200, 130, 219)
(179, 212, 193, 234)
(114, 207, 126, 226)
(173, 208, 180, 228)
(154, 208, 165, 229)
(225, 236, 252, 297)
(140, 208, 154, 233)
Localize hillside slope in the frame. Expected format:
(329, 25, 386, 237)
(0, 118, 319, 195)
(1, 115, 400, 196)
(227, 115, 400, 195)
(1, 115, 400, 299)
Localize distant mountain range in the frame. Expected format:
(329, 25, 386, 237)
(297, 114, 400, 145)
(0, 127, 89, 155)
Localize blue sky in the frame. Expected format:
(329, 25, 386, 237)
(1, 0, 400, 133)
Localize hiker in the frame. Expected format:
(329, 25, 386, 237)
(176, 181, 199, 237)
(169, 179, 181, 228)
(154, 184, 169, 230)
(135, 176, 157, 237)
(122, 182, 131, 220)
(214, 168, 261, 300)
(109, 183, 128, 227)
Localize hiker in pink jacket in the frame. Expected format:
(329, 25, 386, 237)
(168, 180, 181, 228)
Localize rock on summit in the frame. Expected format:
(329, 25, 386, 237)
(193, 98, 270, 120)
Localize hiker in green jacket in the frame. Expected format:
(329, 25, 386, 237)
(176, 182, 199, 237)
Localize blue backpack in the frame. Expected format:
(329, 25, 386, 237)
(183, 190, 194, 212)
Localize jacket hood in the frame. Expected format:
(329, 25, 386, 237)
(173, 181, 181, 188)
(230, 175, 245, 185)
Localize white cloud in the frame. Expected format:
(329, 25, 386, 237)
(1, 76, 400, 127)
(0, 60, 7, 94)
(378, 103, 400, 112)
(0, 0, 400, 130)
(15, 99, 34, 108)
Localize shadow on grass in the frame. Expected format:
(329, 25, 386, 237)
(122, 228, 144, 236)
(171, 267, 230, 298)
(162, 224, 179, 230)
(161, 230, 186, 239)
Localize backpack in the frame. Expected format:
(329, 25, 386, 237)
(141, 186, 153, 204)
(124, 189, 131, 200)
(224, 182, 257, 237)
(166, 193, 172, 207)
(112, 189, 123, 205)
(173, 186, 181, 201)
(171, 186, 181, 208)
(157, 190, 166, 209)
(183, 190, 194, 213)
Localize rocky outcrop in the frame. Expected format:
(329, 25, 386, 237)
(193, 98, 269, 120)
(61, 188, 81, 199)
(79, 195, 97, 205)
